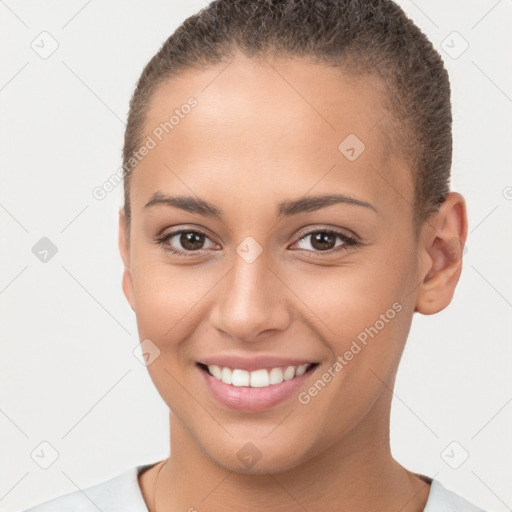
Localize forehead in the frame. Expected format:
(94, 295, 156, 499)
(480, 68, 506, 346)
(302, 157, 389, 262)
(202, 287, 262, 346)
(132, 53, 412, 221)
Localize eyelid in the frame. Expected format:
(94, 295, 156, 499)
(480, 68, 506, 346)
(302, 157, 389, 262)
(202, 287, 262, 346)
(288, 227, 358, 256)
(293, 224, 359, 243)
(155, 225, 360, 256)
(155, 228, 219, 256)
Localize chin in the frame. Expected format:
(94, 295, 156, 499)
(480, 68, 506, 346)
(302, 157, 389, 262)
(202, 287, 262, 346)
(203, 435, 314, 475)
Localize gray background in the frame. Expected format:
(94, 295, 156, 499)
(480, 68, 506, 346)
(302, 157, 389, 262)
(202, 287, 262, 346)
(1, 1, 511, 511)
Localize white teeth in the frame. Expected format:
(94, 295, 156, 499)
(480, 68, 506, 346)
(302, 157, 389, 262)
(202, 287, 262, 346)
(209, 364, 222, 380)
(269, 367, 283, 385)
(296, 364, 309, 376)
(221, 367, 232, 385)
(283, 366, 295, 381)
(250, 369, 270, 387)
(231, 369, 250, 387)
(206, 363, 313, 388)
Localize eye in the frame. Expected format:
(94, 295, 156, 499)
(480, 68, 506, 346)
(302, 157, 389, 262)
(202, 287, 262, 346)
(154, 227, 359, 257)
(291, 229, 358, 254)
(154, 229, 219, 256)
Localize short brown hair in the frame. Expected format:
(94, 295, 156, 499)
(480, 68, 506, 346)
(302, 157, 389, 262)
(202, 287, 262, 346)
(122, 0, 452, 232)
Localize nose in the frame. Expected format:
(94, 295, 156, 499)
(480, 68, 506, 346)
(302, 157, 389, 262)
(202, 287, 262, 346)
(209, 247, 292, 343)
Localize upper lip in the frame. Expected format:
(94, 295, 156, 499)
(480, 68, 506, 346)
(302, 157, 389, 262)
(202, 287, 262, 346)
(198, 355, 318, 372)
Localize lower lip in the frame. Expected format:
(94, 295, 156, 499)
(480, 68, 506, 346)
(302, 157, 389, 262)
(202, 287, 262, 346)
(198, 364, 318, 412)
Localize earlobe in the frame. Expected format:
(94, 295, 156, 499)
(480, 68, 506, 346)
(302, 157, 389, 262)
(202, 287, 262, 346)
(415, 193, 468, 315)
(118, 208, 136, 312)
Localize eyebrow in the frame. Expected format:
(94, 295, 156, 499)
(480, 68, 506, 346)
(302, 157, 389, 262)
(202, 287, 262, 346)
(144, 190, 378, 219)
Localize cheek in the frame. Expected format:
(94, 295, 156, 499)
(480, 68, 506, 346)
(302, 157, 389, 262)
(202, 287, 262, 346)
(129, 262, 209, 407)
(288, 253, 413, 338)
(129, 257, 220, 352)
(283, 242, 417, 383)
(287, 264, 414, 439)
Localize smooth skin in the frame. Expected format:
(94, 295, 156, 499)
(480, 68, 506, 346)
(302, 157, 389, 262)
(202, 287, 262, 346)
(119, 53, 467, 512)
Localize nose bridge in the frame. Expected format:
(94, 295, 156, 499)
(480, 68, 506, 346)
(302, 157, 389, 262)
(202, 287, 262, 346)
(211, 240, 290, 342)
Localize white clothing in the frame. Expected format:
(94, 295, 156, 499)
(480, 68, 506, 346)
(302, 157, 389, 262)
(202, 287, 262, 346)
(21, 463, 487, 512)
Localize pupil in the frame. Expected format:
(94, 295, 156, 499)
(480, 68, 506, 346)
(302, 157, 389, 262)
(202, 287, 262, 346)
(181, 232, 204, 250)
(312, 232, 334, 251)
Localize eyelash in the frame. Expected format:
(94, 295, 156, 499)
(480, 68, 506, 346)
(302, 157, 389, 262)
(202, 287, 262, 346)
(154, 228, 359, 257)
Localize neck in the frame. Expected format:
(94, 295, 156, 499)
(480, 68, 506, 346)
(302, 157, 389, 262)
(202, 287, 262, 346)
(153, 392, 430, 512)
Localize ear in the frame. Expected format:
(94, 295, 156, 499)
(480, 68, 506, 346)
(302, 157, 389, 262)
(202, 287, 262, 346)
(415, 192, 468, 315)
(118, 207, 136, 312)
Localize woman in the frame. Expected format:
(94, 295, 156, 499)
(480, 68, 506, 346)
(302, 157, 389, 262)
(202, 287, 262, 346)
(23, 0, 486, 510)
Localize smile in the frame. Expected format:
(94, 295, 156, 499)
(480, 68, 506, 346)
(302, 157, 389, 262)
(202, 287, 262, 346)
(197, 360, 320, 411)
(201, 363, 315, 388)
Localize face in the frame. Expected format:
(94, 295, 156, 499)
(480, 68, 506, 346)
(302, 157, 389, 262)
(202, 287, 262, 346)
(120, 53, 426, 473)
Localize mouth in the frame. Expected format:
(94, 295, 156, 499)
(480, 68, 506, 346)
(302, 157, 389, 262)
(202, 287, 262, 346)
(197, 362, 319, 388)
(196, 361, 320, 411)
